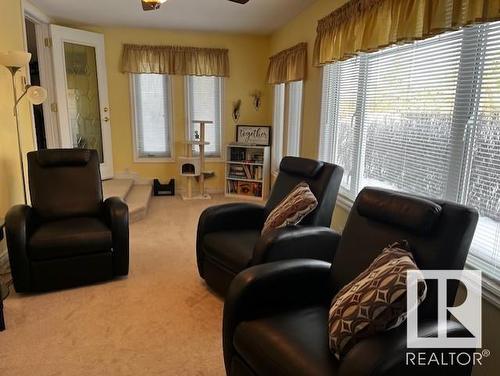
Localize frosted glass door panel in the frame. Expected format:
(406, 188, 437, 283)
(64, 42, 104, 162)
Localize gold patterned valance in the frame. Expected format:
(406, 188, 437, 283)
(314, 0, 500, 66)
(121, 44, 230, 77)
(267, 43, 307, 84)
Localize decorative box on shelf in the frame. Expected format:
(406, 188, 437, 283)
(225, 143, 270, 201)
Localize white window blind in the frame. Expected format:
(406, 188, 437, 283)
(287, 80, 303, 157)
(132, 74, 172, 159)
(272, 81, 304, 172)
(320, 22, 500, 283)
(272, 83, 285, 172)
(320, 57, 363, 195)
(186, 76, 223, 158)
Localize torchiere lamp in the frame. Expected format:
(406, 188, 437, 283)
(0, 51, 48, 203)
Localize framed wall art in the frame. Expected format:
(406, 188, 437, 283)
(236, 125, 272, 146)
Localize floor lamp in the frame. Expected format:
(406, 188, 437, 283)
(0, 51, 47, 204)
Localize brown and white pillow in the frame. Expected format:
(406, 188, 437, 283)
(328, 241, 427, 358)
(261, 182, 318, 237)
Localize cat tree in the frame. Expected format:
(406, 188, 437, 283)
(179, 120, 212, 200)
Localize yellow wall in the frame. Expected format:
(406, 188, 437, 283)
(269, 0, 349, 231)
(0, 0, 35, 218)
(0, 0, 499, 373)
(84, 26, 272, 192)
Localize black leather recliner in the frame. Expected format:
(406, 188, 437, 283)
(5, 149, 129, 293)
(223, 187, 479, 376)
(197, 156, 344, 295)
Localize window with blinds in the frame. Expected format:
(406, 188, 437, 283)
(287, 80, 303, 157)
(320, 21, 500, 283)
(272, 84, 285, 172)
(272, 81, 303, 172)
(186, 76, 223, 158)
(131, 74, 173, 159)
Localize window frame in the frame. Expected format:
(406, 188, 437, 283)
(286, 80, 304, 158)
(319, 24, 500, 303)
(272, 83, 285, 174)
(185, 75, 224, 160)
(129, 73, 175, 163)
(272, 80, 304, 174)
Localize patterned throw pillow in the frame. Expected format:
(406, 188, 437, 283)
(328, 241, 427, 359)
(261, 182, 318, 237)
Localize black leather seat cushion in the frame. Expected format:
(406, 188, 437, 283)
(203, 230, 261, 272)
(29, 217, 112, 261)
(234, 306, 339, 376)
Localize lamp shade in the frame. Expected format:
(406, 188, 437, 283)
(26, 86, 47, 105)
(0, 51, 31, 68)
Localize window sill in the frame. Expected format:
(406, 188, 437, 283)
(134, 157, 176, 164)
(465, 258, 500, 309)
(335, 193, 354, 212)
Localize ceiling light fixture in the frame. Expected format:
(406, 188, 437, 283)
(141, 0, 249, 12)
(141, 0, 167, 11)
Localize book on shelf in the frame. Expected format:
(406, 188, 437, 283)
(243, 165, 252, 179)
(229, 146, 265, 164)
(229, 164, 264, 180)
(237, 182, 252, 195)
(227, 180, 263, 197)
(227, 144, 269, 199)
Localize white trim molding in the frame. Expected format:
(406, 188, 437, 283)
(23, 0, 53, 24)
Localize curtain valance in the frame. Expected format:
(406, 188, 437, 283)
(313, 0, 500, 66)
(121, 44, 230, 77)
(267, 42, 307, 84)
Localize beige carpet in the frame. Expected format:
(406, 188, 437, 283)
(0, 195, 238, 376)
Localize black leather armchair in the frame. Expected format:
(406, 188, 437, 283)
(197, 157, 343, 295)
(223, 187, 479, 376)
(5, 149, 129, 293)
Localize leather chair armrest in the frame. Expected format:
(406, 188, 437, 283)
(223, 259, 331, 374)
(252, 226, 341, 265)
(103, 197, 129, 276)
(339, 320, 474, 376)
(5, 205, 36, 292)
(196, 203, 267, 276)
(198, 203, 266, 234)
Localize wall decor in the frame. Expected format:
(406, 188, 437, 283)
(250, 90, 262, 110)
(232, 99, 241, 123)
(236, 125, 272, 146)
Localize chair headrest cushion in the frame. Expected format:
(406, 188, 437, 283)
(357, 188, 442, 234)
(280, 157, 324, 178)
(35, 149, 92, 167)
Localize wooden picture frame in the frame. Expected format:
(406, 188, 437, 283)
(236, 125, 272, 146)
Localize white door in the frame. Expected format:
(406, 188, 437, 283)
(50, 25, 113, 179)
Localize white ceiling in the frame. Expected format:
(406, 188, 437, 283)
(29, 0, 317, 34)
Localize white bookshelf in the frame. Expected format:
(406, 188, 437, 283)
(225, 144, 271, 201)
